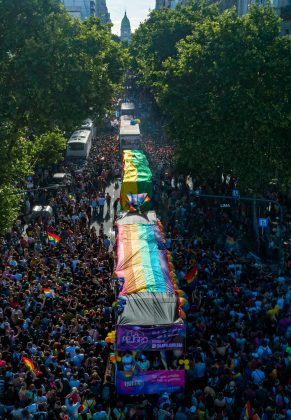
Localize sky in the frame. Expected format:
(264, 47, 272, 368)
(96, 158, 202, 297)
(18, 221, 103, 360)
(107, 0, 155, 35)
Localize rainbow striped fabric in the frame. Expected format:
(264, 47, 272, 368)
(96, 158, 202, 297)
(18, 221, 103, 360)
(120, 150, 152, 212)
(184, 264, 198, 284)
(47, 232, 61, 245)
(115, 223, 174, 295)
(43, 288, 55, 298)
(22, 357, 36, 373)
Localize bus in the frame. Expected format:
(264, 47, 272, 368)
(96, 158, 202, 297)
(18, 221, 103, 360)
(80, 119, 96, 138)
(119, 123, 141, 151)
(66, 129, 92, 159)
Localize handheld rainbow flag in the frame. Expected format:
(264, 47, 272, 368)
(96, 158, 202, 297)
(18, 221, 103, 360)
(245, 401, 251, 418)
(160, 351, 168, 370)
(47, 232, 61, 246)
(43, 288, 55, 298)
(22, 357, 37, 373)
(184, 264, 198, 285)
(120, 365, 136, 380)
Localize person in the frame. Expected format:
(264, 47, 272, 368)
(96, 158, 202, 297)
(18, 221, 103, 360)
(105, 193, 111, 212)
(136, 354, 150, 371)
(113, 198, 119, 218)
(65, 397, 80, 420)
(98, 194, 105, 215)
(92, 404, 108, 419)
(157, 403, 174, 420)
(121, 351, 134, 371)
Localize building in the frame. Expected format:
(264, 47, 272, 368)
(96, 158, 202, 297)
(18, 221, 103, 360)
(155, 0, 188, 9)
(208, 0, 291, 36)
(96, 0, 111, 24)
(60, 0, 96, 20)
(120, 11, 132, 43)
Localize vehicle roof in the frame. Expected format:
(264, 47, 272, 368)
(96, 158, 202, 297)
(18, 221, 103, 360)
(81, 119, 93, 129)
(52, 173, 68, 179)
(68, 130, 91, 143)
(120, 124, 140, 135)
(121, 102, 135, 111)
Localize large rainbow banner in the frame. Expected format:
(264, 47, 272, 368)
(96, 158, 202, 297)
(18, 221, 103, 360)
(120, 150, 152, 212)
(115, 223, 174, 295)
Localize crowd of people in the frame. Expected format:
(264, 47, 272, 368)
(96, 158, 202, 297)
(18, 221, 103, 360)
(144, 136, 291, 419)
(0, 135, 121, 419)
(0, 105, 291, 419)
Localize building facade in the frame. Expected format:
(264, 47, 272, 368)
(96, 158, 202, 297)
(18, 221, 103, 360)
(61, 0, 95, 20)
(208, 0, 291, 36)
(96, 0, 111, 24)
(120, 11, 132, 43)
(155, 0, 290, 34)
(155, 0, 188, 9)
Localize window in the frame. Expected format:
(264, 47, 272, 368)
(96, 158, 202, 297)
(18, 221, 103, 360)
(69, 143, 85, 151)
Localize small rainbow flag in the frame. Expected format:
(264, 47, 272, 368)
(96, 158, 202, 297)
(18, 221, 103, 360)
(184, 264, 198, 284)
(245, 400, 252, 419)
(22, 357, 37, 373)
(78, 404, 88, 414)
(43, 288, 55, 298)
(245, 401, 251, 418)
(120, 365, 136, 380)
(160, 351, 168, 370)
(47, 232, 61, 246)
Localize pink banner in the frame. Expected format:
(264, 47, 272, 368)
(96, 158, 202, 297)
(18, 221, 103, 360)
(116, 370, 185, 395)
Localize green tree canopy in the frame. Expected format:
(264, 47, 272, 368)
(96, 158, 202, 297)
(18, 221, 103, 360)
(0, 0, 127, 133)
(130, 0, 218, 92)
(131, 3, 291, 191)
(0, 0, 127, 234)
(158, 6, 291, 190)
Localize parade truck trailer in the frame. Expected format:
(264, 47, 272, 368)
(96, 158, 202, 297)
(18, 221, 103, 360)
(120, 150, 152, 212)
(113, 215, 186, 395)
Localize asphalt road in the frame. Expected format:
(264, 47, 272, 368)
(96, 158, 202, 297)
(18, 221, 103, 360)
(91, 180, 121, 245)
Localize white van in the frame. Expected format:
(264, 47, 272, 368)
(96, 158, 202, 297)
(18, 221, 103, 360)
(66, 130, 92, 159)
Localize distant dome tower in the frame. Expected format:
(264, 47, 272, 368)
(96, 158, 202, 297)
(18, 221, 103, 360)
(120, 11, 131, 43)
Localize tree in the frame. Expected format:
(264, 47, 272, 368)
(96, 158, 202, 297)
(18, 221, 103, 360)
(0, 0, 127, 234)
(130, 0, 218, 93)
(33, 131, 67, 168)
(0, 0, 127, 133)
(157, 6, 291, 190)
(0, 126, 34, 233)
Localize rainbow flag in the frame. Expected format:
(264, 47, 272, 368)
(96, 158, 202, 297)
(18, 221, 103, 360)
(120, 366, 136, 380)
(184, 264, 198, 284)
(120, 150, 152, 212)
(160, 351, 168, 370)
(115, 224, 174, 295)
(47, 232, 61, 245)
(43, 288, 55, 298)
(22, 357, 37, 373)
(245, 401, 251, 418)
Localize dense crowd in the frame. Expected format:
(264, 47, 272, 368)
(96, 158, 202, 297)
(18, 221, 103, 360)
(0, 115, 291, 419)
(0, 136, 120, 419)
(144, 136, 291, 419)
